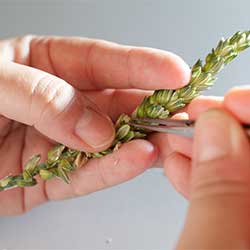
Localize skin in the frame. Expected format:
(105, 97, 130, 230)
(3, 36, 250, 248)
(176, 108, 250, 249)
(159, 88, 250, 199)
(153, 88, 250, 248)
(0, 35, 190, 215)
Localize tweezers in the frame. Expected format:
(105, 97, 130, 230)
(130, 118, 250, 138)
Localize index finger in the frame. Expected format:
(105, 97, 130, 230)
(224, 86, 250, 123)
(3, 36, 191, 90)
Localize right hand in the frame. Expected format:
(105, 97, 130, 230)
(154, 86, 250, 198)
(177, 108, 250, 249)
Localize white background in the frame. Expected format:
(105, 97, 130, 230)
(0, 0, 250, 249)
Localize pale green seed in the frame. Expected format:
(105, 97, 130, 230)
(123, 131, 135, 142)
(116, 124, 131, 140)
(1, 31, 250, 192)
(24, 154, 41, 176)
(92, 152, 103, 158)
(23, 170, 33, 182)
(39, 169, 54, 180)
(59, 158, 74, 172)
(57, 166, 70, 184)
(47, 144, 65, 164)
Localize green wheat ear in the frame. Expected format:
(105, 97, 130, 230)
(1, 31, 250, 191)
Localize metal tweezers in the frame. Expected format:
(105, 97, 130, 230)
(130, 118, 250, 138)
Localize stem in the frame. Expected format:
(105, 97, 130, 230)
(1, 31, 250, 191)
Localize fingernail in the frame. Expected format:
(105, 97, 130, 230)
(195, 110, 233, 163)
(75, 107, 115, 148)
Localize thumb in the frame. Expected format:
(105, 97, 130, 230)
(0, 61, 115, 152)
(177, 109, 250, 249)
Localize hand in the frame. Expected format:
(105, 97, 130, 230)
(176, 108, 250, 249)
(0, 35, 190, 215)
(152, 86, 250, 198)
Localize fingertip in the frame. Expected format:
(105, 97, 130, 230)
(193, 108, 250, 172)
(188, 96, 223, 119)
(46, 139, 159, 201)
(156, 51, 191, 89)
(148, 132, 173, 166)
(225, 85, 250, 98)
(165, 52, 191, 87)
(163, 152, 191, 198)
(130, 48, 190, 90)
(123, 139, 159, 167)
(224, 85, 250, 123)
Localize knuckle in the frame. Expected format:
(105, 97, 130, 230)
(85, 41, 98, 87)
(30, 74, 75, 126)
(191, 180, 250, 200)
(191, 176, 250, 201)
(0, 35, 35, 65)
(97, 158, 111, 188)
(0, 35, 35, 64)
(125, 47, 134, 88)
(17, 34, 35, 44)
(71, 180, 85, 197)
(191, 159, 250, 200)
(13, 35, 35, 64)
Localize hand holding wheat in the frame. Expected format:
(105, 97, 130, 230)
(0, 32, 249, 214)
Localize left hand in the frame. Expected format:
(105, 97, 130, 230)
(0, 35, 190, 214)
